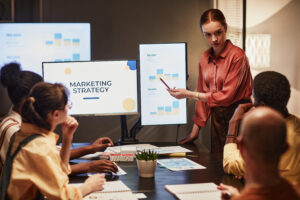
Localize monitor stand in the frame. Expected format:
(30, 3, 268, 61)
(118, 115, 141, 145)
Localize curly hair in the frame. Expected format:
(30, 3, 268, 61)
(0, 62, 43, 107)
(253, 71, 290, 116)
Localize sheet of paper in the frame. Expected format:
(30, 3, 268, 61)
(157, 158, 206, 171)
(133, 193, 147, 199)
(105, 144, 158, 153)
(153, 146, 192, 154)
(83, 191, 137, 200)
(113, 164, 127, 176)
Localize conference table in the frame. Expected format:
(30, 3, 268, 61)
(69, 142, 244, 200)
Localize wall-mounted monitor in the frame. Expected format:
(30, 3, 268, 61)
(139, 43, 187, 125)
(0, 23, 91, 75)
(43, 60, 138, 116)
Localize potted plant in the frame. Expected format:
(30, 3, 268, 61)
(135, 150, 159, 178)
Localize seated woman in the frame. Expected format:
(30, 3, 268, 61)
(0, 63, 118, 175)
(1, 82, 105, 199)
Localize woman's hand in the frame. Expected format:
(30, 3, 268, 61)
(168, 88, 191, 99)
(61, 116, 78, 139)
(179, 123, 200, 144)
(217, 183, 240, 200)
(80, 174, 106, 196)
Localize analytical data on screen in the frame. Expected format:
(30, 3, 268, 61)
(0, 23, 91, 75)
(139, 43, 187, 125)
(43, 60, 138, 116)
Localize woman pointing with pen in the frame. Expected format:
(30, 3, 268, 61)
(168, 9, 252, 161)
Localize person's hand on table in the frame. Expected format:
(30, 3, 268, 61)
(217, 183, 240, 200)
(88, 159, 118, 174)
(80, 173, 106, 196)
(93, 137, 114, 146)
(179, 123, 200, 145)
(179, 131, 198, 145)
(91, 137, 114, 152)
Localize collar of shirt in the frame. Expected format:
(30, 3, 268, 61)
(20, 123, 59, 144)
(206, 40, 233, 63)
(7, 109, 22, 125)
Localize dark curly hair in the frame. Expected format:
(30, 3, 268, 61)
(253, 71, 290, 117)
(0, 62, 43, 107)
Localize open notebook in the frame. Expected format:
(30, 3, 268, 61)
(72, 180, 137, 200)
(165, 182, 221, 200)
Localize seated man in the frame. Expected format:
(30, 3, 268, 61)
(223, 71, 300, 184)
(218, 107, 300, 199)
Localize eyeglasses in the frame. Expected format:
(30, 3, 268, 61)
(67, 100, 73, 110)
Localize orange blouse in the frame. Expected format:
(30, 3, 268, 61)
(193, 40, 253, 127)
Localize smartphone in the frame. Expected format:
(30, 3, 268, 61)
(160, 77, 170, 89)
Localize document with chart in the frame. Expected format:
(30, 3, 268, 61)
(157, 158, 205, 171)
(139, 43, 187, 125)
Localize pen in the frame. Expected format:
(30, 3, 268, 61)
(160, 77, 171, 89)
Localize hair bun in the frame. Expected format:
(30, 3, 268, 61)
(0, 62, 21, 87)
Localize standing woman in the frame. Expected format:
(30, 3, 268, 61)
(168, 9, 252, 160)
(1, 82, 105, 199)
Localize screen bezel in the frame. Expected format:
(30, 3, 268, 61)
(139, 42, 188, 126)
(0, 22, 91, 75)
(42, 60, 139, 117)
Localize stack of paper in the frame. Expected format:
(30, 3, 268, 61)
(153, 146, 192, 155)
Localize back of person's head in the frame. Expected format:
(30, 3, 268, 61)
(21, 82, 69, 130)
(253, 71, 290, 116)
(200, 8, 227, 31)
(239, 107, 287, 165)
(0, 62, 43, 107)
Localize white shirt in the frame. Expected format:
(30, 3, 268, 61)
(0, 109, 22, 164)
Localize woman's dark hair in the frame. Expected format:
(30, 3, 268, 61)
(200, 9, 227, 31)
(21, 82, 69, 130)
(0, 62, 43, 107)
(254, 71, 291, 116)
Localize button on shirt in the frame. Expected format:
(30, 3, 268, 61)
(193, 40, 253, 127)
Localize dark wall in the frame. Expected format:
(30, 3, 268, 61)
(0, 0, 211, 144)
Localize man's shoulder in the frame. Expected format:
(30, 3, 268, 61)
(234, 179, 300, 200)
(286, 114, 300, 133)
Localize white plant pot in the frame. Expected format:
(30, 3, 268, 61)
(136, 159, 157, 178)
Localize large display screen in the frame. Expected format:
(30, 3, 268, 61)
(139, 43, 187, 125)
(43, 60, 138, 116)
(0, 23, 91, 75)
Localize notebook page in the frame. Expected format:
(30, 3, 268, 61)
(83, 191, 137, 200)
(165, 182, 220, 200)
(95, 180, 131, 193)
(71, 180, 131, 193)
(176, 191, 220, 200)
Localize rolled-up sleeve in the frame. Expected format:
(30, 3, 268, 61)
(223, 143, 245, 177)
